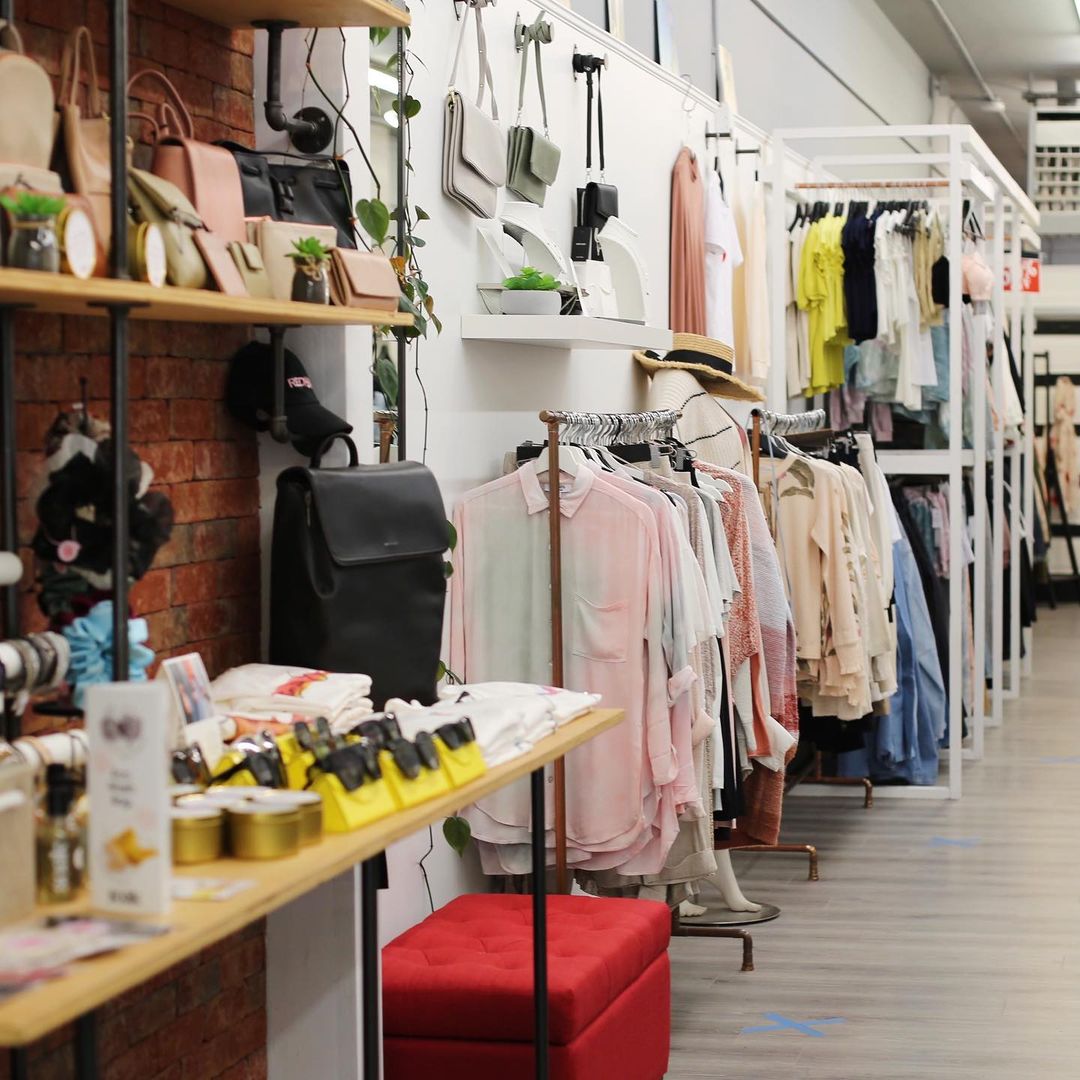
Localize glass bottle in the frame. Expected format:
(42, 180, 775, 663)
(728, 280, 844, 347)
(36, 768, 78, 903)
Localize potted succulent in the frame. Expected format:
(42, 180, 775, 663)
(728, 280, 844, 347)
(287, 236, 333, 304)
(1, 191, 65, 273)
(501, 266, 565, 316)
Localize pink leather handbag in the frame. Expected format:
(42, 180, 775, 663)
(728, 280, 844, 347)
(128, 69, 246, 243)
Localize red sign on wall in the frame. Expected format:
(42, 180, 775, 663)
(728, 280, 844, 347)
(1004, 257, 1041, 293)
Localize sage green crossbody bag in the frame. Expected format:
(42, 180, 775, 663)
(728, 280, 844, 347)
(506, 15, 560, 207)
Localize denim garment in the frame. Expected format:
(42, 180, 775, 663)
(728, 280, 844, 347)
(839, 533, 944, 784)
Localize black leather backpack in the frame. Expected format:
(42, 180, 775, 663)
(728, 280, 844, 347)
(269, 436, 448, 708)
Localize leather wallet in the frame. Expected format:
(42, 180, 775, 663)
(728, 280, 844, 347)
(227, 240, 272, 299)
(329, 249, 399, 312)
(195, 231, 248, 297)
(253, 219, 336, 300)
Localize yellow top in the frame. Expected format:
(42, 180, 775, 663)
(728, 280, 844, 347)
(797, 215, 849, 396)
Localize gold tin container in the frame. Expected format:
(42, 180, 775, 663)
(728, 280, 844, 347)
(252, 791, 323, 846)
(169, 784, 203, 802)
(172, 807, 224, 865)
(226, 804, 301, 860)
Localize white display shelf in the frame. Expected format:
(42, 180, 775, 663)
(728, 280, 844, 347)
(877, 449, 975, 476)
(460, 314, 673, 352)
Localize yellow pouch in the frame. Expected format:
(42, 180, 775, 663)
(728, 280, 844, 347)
(275, 734, 317, 791)
(379, 749, 453, 809)
(435, 736, 486, 788)
(310, 770, 397, 833)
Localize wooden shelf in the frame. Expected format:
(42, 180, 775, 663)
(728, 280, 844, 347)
(0, 707, 623, 1047)
(0, 268, 412, 328)
(165, 0, 410, 29)
(460, 314, 673, 352)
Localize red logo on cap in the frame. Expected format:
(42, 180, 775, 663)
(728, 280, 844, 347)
(286, 377, 313, 389)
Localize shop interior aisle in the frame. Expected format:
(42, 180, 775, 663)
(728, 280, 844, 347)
(668, 605, 1079, 1080)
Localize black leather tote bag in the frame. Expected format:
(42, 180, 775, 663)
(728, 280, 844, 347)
(269, 436, 448, 708)
(216, 141, 356, 249)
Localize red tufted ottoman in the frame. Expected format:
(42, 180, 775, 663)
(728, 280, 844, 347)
(382, 893, 671, 1079)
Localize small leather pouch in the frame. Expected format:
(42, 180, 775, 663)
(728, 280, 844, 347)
(228, 240, 272, 298)
(581, 181, 618, 228)
(195, 230, 248, 297)
(328, 249, 400, 312)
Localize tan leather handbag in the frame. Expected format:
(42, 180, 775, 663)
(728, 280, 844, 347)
(127, 168, 208, 289)
(53, 27, 115, 251)
(0, 21, 56, 174)
(329, 249, 399, 312)
(128, 69, 246, 244)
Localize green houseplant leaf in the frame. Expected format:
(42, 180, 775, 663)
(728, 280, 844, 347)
(442, 815, 472, 857)
(1, 192, 66, 218)
(287, 236, 332, 262)
(356, 197, 391, 246)
(502, 266, 563, 291)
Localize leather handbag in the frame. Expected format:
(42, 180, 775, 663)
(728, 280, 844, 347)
(228, 240, 273, 298)
(269, 435, 449, 709)
(128, 69, 246, 244)
(127, 167, 208, 289)
(442, 0, 506, 219)
(572, 60, 617, 262)
(506, 15, 559, 207)
(251, 219, 336, 301)
(216, 141, 356, 249)
(329, 249, 399, 312)
(52, 26, 116, 252)
(0, 21, 56, 175)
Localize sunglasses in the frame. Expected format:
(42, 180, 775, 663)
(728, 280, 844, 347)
(435, 718, 476, 750)
(211, 748, 284, 789)
(312, 742, 383, 791)
(171, 744, 211, 787)
(352, 715, 403, 750)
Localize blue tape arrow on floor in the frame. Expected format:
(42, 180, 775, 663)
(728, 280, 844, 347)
(929, 836, 981, 847)
(741, 1014, 847, 1037)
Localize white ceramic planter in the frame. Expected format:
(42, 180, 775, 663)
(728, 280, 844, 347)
(501, 289, 563, 316)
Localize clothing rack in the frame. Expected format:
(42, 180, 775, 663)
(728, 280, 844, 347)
(749, 407, 828, 487)
(793, 179, 950, 190)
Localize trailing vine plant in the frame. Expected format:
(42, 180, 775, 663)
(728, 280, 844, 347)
(363, 23, 440, 340)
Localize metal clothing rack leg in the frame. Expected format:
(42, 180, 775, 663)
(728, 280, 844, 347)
(360, 858, 381, 1079)
(395, 27, 407, 463)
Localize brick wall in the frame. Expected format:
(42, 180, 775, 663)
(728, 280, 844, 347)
(2, 3, 269, 1078)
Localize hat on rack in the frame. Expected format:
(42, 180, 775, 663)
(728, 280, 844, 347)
(634, 333, 765, 403)
(227, 341, 353, 457)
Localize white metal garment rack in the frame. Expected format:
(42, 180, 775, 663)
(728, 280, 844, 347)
(767, 124, 1040, 801)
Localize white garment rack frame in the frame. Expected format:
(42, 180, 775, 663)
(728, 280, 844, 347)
(767, 125, 1040, 800)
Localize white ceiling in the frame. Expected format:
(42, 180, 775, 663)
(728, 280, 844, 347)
(875, 0, 1080, 185)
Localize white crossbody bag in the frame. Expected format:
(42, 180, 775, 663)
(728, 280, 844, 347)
(442, 2, 506, 219)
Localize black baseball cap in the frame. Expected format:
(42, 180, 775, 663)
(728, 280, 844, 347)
(226, 341, 352, 456)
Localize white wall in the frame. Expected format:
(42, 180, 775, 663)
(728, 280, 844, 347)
(714, 0, 937, 141)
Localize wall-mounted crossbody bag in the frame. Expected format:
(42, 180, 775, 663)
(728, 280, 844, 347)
(506, 15, 559, 207)
(573, 58, 617, 262)
(442, 1, 506, 219)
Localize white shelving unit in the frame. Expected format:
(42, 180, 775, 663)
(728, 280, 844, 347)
(460, 314, 673, 352)
(768, 124, 1040, 800)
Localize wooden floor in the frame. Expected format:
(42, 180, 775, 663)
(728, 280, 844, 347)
(669, 604, 1080, 1078)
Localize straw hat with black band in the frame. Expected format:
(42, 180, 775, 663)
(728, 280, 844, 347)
(634, 333, 765, 403)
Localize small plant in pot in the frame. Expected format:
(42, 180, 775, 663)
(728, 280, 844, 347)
(287, 236, 333, 304)
(1, 191, 66, 273)
(501, 266, 566, 316)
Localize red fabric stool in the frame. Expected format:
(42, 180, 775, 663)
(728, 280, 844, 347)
(382, 893, 671, 1080)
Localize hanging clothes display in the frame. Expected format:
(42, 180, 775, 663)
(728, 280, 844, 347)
(670, 147, 707, 336)
(704, 169, 742, 348)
